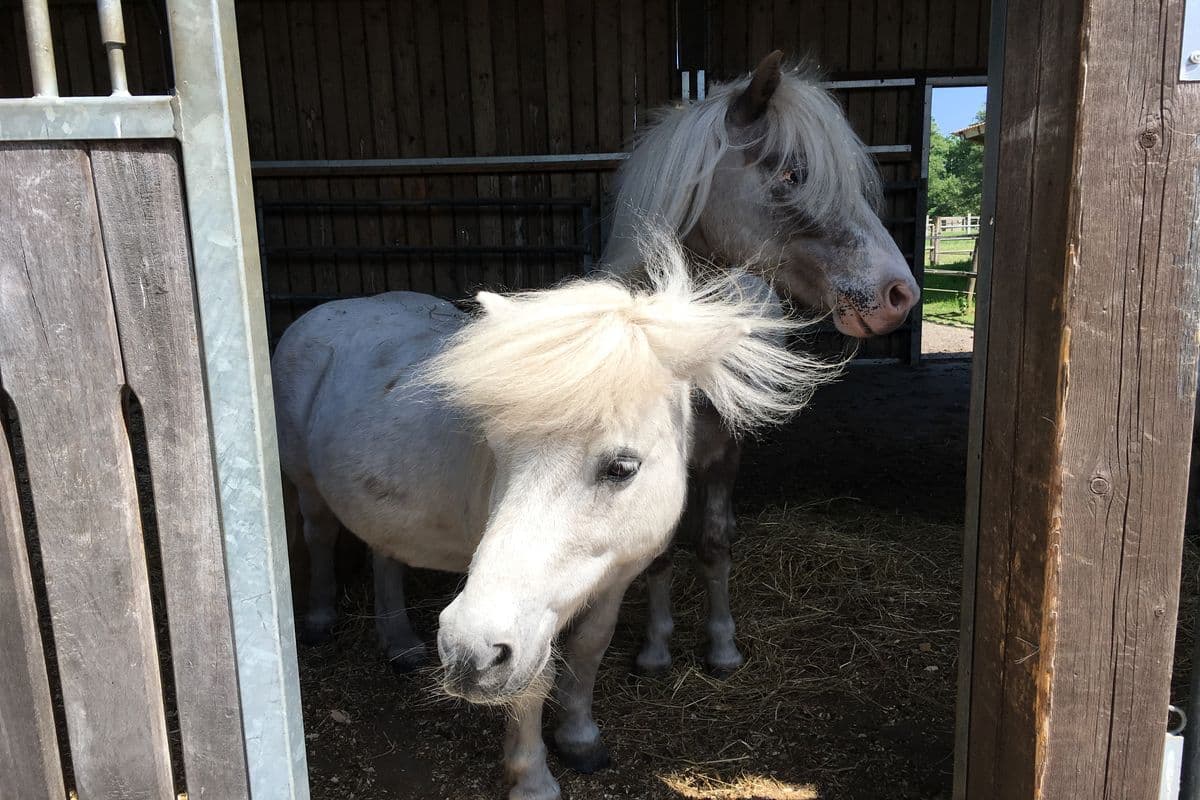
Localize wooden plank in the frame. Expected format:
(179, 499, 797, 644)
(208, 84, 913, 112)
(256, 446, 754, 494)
(491, 0, 525, 287)
(518, 0, 550, 286)
(0, 389, 63, 800)
(748, 0, 773, 64)
(900, 0, 929, 71)
(90, 141, 251, 800)
(953, 0, 981, 71)
(466, 0, 504, 288)
(238, 0, 291, 337)
(338, 0, 380, 295)
(926, 0, 956, 70)
(793, 0, 825, 63)
(845, 0, 875, 141)
(643, 0, 672, 108)
(314, 0, 360, 299)
(387, 0, 429, 293)
(958, 1, 1200, 798)
(363, 0, 408, 293)
(543, 0, 572, 281)
(821, 0, 850, 72)
(567, 0, 599, 266)
(441, 0, 481, 294)
(0, 143, 174, 800)
(414, 0, 452, 293)
(722, 0, 749, 77)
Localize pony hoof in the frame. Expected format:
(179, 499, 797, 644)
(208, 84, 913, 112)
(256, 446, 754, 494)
(555, 740, 611, 774)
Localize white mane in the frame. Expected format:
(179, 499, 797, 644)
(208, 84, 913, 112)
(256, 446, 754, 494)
(604, 65, 881, 271)
(424, 235, 838, 440)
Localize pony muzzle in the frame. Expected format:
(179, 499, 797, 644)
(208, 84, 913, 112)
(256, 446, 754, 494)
(436, 599, 555, 704)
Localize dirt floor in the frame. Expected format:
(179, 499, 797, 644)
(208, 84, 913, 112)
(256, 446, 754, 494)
(298, 359, 975, 800)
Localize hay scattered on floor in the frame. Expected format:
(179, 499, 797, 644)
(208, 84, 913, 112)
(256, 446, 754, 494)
(659, 771, 818, 799)
(301, 499, 965, 799)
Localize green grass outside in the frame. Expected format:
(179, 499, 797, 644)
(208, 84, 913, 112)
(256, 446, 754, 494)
(922, 256, 975, 328)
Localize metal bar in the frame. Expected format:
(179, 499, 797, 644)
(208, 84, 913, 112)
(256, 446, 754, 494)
(925, 75, 989, 87)
(820, 77, 918, 89)
(266, 245, 589, 257)
(253, 145, 911, 178)
(252, 153, 631, 177)
(22, 0, 58, 97)
(96, 0, 130, 95)
(925, 269, 980, 277)
(258, 197, 591, 209)
(0, 96, 177, 141)
(164, 0, 309, 797)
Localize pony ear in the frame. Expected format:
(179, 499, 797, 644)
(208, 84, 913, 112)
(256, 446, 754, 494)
(475, 291, 513, 316)
(727, 50, 784, 127)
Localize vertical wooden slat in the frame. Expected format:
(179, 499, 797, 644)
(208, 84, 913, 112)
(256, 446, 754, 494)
(926, 0, 956, 70)
(0, 393, 63, 800)
(960, 1, 1200, 798)
(821, 0, 850, 72)
(953, 0, 981, 71)
(313, 0, 358, 298)
(543, 0, 572, 281)
(643, 0, 671, 109)
(91, 141, 251, 800)
(517, 0, 549, 285)
(442, 0, 480, 293)
(414, 0, 452, 292)
(567, 0, 598, 262)
(748, 0, 773, 61)
(387, 0, 429, 293)
(239, 0, 290, 337)
(363, 0, 407, 292)
(0, 143, 174, 800)
(338, 0, 377, 295)
(465, 0, 503, 287)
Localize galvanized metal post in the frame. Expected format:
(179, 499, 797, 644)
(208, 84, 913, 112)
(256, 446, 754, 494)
(22, 0, 58, 98)
(96, 0, 130, 96)
(164, 0, 309, 797)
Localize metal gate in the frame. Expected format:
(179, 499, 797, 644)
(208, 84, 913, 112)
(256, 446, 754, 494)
(0, 1, 307, 798)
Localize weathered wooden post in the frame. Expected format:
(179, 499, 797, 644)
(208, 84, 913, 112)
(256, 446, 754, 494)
(956, 0, 1200, 798)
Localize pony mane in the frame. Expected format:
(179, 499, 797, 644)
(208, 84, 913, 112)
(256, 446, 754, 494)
(423, 234, 839, 440)
(604, 63, 881, 271)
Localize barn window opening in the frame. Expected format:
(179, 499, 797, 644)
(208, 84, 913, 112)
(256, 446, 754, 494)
(921, 84, 986, 360)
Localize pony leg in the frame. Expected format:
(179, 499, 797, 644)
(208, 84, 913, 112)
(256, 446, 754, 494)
(634, 553, 674, 675)
(298, 489, 339, 645)
(696, 434, 744, 677)
(554, 579, 629, 773)
(503, 670, 559, 800)
(373, 552, 427, 673)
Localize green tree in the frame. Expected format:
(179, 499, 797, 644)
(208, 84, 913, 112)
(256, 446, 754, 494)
(927, 115, 984, 217)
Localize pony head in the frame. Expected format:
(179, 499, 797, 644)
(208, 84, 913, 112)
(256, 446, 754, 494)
(425, 233, 837, 703)
(606, 51, 919, 338)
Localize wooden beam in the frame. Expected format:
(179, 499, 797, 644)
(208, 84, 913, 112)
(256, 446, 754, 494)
(957, 1, 1200, 798)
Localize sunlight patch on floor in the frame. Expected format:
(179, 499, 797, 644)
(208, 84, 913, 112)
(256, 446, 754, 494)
(659, 771, 819, 799)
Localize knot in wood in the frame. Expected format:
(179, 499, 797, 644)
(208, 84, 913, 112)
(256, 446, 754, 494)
(1089, 475, 1111, 495)
(1138, 128, 1159, 149)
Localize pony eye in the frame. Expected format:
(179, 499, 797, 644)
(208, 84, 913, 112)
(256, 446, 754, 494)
(780, 165, 806, 186)
(600, 456, 641, 484)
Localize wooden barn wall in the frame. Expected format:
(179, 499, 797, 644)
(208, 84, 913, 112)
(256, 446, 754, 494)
(0, 0, 988, 355)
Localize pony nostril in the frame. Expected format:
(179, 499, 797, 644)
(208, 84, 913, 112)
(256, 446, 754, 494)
(885, 280, 916, 313)
(489, 643, 513, 669)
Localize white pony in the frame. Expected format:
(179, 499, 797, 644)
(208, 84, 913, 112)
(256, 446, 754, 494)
(604, 52, 920, 676)
(272, 236, 834, 799)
